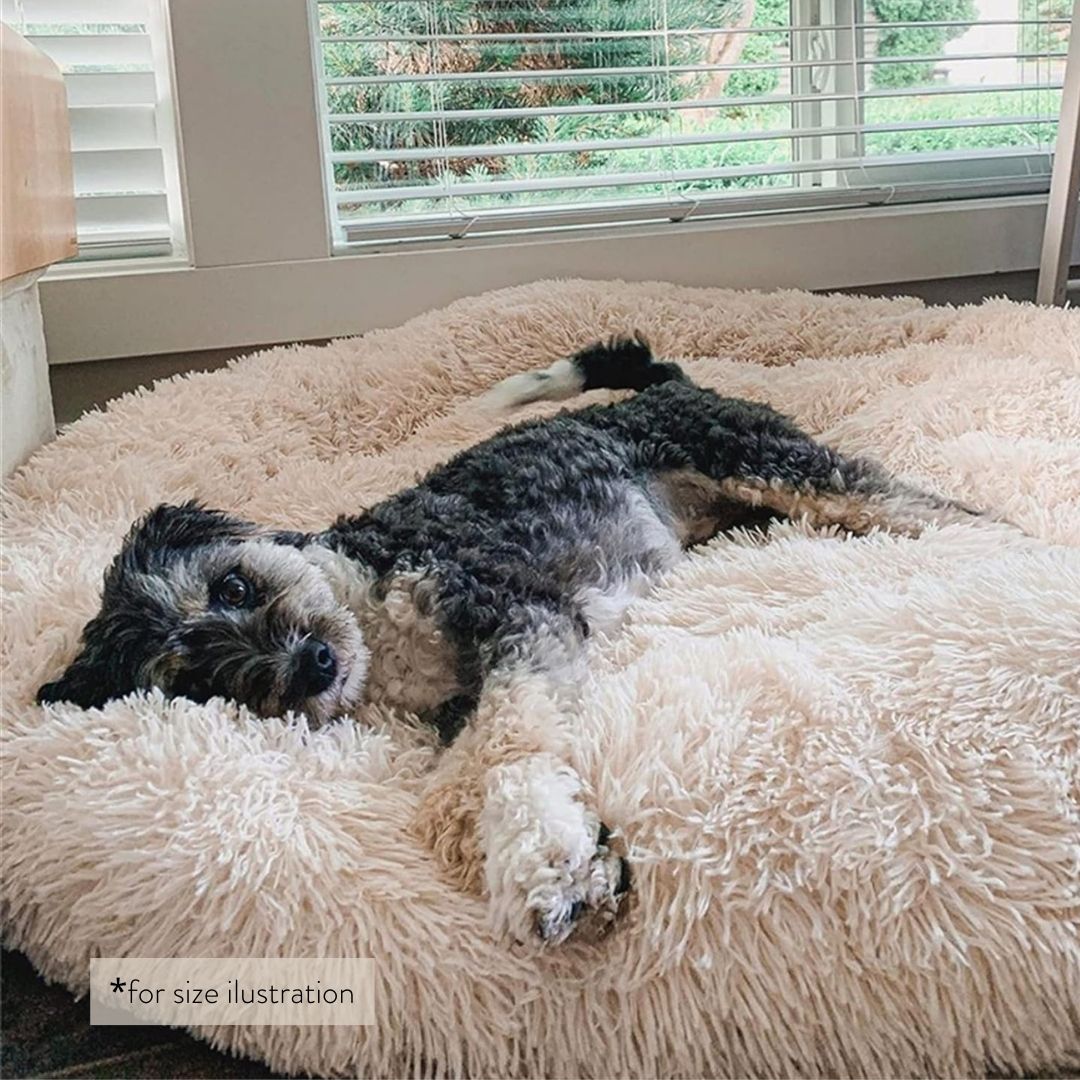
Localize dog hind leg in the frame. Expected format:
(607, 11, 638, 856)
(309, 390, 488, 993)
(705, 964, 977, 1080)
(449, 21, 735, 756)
(641, 386, 985, 539)
(715, 458, 983, 539)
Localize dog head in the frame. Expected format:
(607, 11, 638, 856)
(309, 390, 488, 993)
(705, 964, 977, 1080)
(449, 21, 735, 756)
(37, 502, 368, 724)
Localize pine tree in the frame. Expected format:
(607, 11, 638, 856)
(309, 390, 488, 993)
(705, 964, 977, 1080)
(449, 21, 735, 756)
(322, 1, 744, 192)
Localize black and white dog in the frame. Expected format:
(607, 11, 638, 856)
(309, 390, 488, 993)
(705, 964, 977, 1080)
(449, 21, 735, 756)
(38, 338, 982, 943)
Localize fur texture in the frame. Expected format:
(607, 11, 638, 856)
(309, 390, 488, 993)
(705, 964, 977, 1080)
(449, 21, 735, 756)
(3, 280, 1080, 1078)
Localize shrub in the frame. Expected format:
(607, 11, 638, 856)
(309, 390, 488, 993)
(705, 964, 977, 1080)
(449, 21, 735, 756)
(1020, 0, 1072, 52)
(723, 0, 790, 99)
(867, 0, 977, 88)
(864, 89, 1060, 154)
(723, 31, 782, 97)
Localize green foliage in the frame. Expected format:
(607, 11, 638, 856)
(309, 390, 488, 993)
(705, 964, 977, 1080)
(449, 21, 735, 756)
(864, 88, 1060, 153)
(323, 2, 1059, 220)
(1019, 0, 1071, 53)
(323, 0, 742, 181)
(723, 31, 781, 98)
(867, 0, 977, 88)
(723, 0, 789, 99)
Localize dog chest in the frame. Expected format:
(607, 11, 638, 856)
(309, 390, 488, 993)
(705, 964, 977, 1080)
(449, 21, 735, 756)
(357, 572, 461, 713)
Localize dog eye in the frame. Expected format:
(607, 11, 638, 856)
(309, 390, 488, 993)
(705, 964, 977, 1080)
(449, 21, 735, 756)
(212, 571, 253, 609)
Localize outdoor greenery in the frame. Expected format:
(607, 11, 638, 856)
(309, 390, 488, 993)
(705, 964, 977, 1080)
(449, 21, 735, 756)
(864, 88, 1062, 153)
(1020, 0, 1071, 52)
(722, 0, 788, 98)
(324, 0, 740, 187)
(866, 0, 976, 88)
(319, 1, 1065, 220)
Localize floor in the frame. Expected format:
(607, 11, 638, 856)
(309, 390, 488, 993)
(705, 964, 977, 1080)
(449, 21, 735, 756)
(11, 267, 1068, 1078)
(0, 950, 279, 1079)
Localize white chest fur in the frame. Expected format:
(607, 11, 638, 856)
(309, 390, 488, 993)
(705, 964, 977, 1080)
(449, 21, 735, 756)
(303, 547, 460, 714)
(357, 571, 461, 713)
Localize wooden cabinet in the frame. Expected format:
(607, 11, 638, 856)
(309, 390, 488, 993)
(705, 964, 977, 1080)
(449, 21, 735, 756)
(2, 22, 77, 280)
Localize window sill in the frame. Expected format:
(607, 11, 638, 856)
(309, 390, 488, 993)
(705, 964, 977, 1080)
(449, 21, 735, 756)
(40, 194, 1067, 364)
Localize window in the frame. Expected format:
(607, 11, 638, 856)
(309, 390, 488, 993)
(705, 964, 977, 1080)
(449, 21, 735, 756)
(3, 0, 183, 259)
(313, 0, 1069, 247)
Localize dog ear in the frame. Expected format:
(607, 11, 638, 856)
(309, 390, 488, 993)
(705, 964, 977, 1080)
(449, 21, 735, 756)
(120, 501, 256, 574)
(37, 655, 110, 707)
(36, 632, 127, 709)
(36, 592, 171, 709)
(38, 502, 258, 710)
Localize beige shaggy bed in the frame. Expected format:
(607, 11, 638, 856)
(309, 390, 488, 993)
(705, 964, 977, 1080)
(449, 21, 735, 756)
(3, 280, 1079, 1078)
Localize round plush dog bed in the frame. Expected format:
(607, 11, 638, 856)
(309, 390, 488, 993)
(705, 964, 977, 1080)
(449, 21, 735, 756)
(3, 280, 1079, 1078)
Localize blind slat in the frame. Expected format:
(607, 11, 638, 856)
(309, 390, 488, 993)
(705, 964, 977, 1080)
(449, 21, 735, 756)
(321, 17, 1070, 44)
(329, 82, 1064, 125)
(72, 147, 165, 195)
(63, 71, 157, 107)
(333, 145, 1051, 207)
(76, 192, 170, 232)
(340, 173, 1051, 243)
(69, 104, 158, 151)
(20, 0, 147, 20)
(31, 31, 152, 68)
(324, 50, 1065, 88)
(16, 2, 177, 260)
(329, 115, 1054, 166)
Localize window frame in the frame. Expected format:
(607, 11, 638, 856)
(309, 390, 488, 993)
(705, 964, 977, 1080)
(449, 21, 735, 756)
(312, 0, 1064, 249)
(38, 0, 1077, 364)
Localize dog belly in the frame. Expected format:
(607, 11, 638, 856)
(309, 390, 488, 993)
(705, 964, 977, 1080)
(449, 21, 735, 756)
(651, 468, 761, 545)
(571, 483, 682, 635)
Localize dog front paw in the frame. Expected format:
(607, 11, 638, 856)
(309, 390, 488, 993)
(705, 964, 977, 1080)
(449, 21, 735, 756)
(531, 819, 631, 945)
(481, 757, 631, 945)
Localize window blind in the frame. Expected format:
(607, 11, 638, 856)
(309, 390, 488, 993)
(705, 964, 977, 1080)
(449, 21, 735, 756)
(3, 0, 177, 258)
(314, 0, 1070, 246)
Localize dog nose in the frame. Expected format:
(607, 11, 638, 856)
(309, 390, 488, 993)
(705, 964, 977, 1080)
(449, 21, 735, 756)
(295, 639, 337, 696)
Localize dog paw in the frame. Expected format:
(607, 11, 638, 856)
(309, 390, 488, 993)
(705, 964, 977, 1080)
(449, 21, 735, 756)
(532, 820, 632, 945)
(481, 757, 631, 946)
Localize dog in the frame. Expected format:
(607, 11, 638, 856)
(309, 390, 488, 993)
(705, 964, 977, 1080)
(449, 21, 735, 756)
(37, 337, 984, 944)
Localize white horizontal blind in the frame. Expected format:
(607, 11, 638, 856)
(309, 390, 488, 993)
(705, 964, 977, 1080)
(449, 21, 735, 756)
(3, 0, 178, 259)
(314, 0, 1070, 246)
